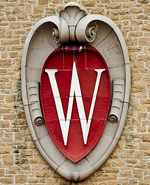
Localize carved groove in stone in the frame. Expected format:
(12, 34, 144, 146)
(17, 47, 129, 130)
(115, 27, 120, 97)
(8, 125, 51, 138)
(108, 79, 125, 123)
(27, 81, 44, 126)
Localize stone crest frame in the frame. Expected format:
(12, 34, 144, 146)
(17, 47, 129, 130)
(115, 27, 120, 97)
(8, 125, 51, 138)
(21, 2, 130, 181)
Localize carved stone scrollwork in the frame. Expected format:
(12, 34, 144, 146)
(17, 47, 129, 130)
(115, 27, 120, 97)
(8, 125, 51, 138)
(59, 3, 86, 42)
(52, 27, 59, 43)
(27, 81, 44, 126)
(108, 79, 125, 123)
(76, 15, 101, 43)
(51, 17, 69, 43)
(52, 2, 98, 44)
(85, 22, 98, 42)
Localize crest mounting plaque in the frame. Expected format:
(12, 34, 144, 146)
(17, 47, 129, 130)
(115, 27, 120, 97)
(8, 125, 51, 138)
(21, 2, 130, 181)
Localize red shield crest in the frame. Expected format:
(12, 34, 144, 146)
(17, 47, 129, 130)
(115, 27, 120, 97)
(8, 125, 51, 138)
(40, 45, 111, 163)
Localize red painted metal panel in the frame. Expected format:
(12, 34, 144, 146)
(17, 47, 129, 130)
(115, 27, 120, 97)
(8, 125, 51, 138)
(40, 46, 111, 163)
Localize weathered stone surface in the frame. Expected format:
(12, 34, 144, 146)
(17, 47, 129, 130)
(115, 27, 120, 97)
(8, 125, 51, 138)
(3, 155, 14, 165)
(0, 146, 11, 154)
(82, 0, 96, 7)
(39, 0, 48, 4)
(15, 175, 27, 184)
(0, 178, 14, 184)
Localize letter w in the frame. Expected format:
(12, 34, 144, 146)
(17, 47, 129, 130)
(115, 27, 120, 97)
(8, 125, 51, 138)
(45, 62, 105, 146)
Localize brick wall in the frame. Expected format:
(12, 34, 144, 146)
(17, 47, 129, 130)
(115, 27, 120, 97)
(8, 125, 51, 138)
(0, 0, 150, 184)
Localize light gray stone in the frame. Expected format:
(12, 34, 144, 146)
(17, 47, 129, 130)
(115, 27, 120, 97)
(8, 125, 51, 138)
(34, 140, 58, 171)
(26, 68, 42, 82)
(93, 21, 112, 46)
(86, 133, 114, 165)
(103, 121, 118, 136)
(79, 165, 97, 181)
(26, 23, 55, 69)
(39, 135, 66, 166)
(72, 171, 80, 181)
(34, 124, 49, 139)
(109, 66, 125, 81)
(56, 167, 72, 181)
(21, 65, 28, 106)
(97, 31, 124, 69)
(114, 26, 130, 64)
(59, 158, 92, 172)
(124, 63, 131, 103)
(108, 79, 125, 123)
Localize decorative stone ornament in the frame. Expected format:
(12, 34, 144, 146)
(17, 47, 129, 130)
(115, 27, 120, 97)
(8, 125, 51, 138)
(21, 2, 130, 181)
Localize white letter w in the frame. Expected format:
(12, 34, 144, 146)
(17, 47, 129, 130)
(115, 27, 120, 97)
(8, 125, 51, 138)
(45, 62, 105, 146)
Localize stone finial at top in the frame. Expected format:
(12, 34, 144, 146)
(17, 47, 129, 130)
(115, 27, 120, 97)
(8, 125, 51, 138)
(59, 3, 87, 24)
(59, 3, 87, 42)
(52, 2, 98, 44)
